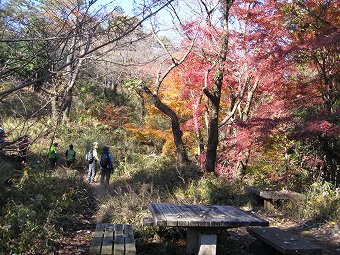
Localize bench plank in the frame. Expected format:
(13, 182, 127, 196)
(247, 227, 322, 254)
(114, 224, 125, 255)
(124, 224, 136, 255)
(244, 187, 306, 200)
(89, 223, 105, 254)
(90, 223, 136, 255)
(101, 223, 114, 254)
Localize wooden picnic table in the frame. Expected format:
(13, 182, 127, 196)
(148, 203, 269, 255)
(244, 186, 306, 211)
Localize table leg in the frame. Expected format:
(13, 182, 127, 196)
(186, 228, 199, 254)
(186, 228, 217, 255)
(264, 199, 275, 211)
(198, 234, 217, 255)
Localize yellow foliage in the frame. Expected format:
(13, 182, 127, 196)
(158, 73, 192, 119)
(124, 123, 168, 143)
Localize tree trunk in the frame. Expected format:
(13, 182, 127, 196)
(204, 69, 223, 173)
(204, 0, 233, 173)
(143, 86, 189, 164)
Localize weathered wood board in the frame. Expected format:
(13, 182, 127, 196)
(247, 227, 322, 254)
(89, 223, 136, 255)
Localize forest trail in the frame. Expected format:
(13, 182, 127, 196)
(52, 175, 100, 255)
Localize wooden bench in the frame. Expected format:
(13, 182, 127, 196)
(90, 223, 136, 255)
(247, 227, 322, 254)
(244, 187, 306, 211)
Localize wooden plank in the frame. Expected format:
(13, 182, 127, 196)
(176, 204, 200, 227)
(166, 203, 190, 227)
(262, 189, 303, 200)
(214, 205, 269, 227)
(149, 203, 167, 227)
(247, 227, 322, 254)
(260, 190, 306, 200)
(181, 204, 212, 227)
(124, 224, 136, 255)
(149, 203, 268, 229)
(89, 223, 105, 254)
(245, 187, 306, 200)
(101, 223, 114, 255)
(157, 203, 179, 227)
(114, 224, 124, 255)
(204, 205, 244, 227)
(195, 204, 220, 227)
(213, 205, 247, 227)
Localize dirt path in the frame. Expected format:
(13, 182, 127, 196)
(52, 183, 98, 255)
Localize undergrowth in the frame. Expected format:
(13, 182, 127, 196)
(283, 181, 339, 222)
(0, 166, 90, 254)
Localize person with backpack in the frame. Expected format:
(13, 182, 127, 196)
(48, 142, 58, 169)
(65, 144, 76, 168)
(99, 146, 114, 187)
(85, 142, 99, 184)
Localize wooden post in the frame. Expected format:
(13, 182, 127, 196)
(264, 199, 275, 211)
(187, 229, 217, 255)
(186, 228, 199, 254)
(198, 234, 217, 255)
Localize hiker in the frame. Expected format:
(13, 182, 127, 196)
(65, 144, 76, 168)
(99, 146, 114, 187)
(86, 142, 99, 184)
(48, 142, 58, 169)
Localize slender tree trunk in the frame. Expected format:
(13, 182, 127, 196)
(204, 69, 223, 172)
(61, 53, 84, 123)
(143, 87, 189, 164)
(204, 0, 233, 173)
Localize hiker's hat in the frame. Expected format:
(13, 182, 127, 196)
(93, 142, 98, 148)
(102, 146, 109, 152)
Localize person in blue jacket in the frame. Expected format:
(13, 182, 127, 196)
(99, 146, 115, 187)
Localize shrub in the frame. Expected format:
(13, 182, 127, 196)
(283, 181, 339, 221)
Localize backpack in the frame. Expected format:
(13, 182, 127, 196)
(100, 153, 112, 169)
(86, 150, 94, 164)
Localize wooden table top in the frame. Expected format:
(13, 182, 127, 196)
(149, 203, 269, 228)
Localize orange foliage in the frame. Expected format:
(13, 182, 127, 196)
(100, 105, 129, 128)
